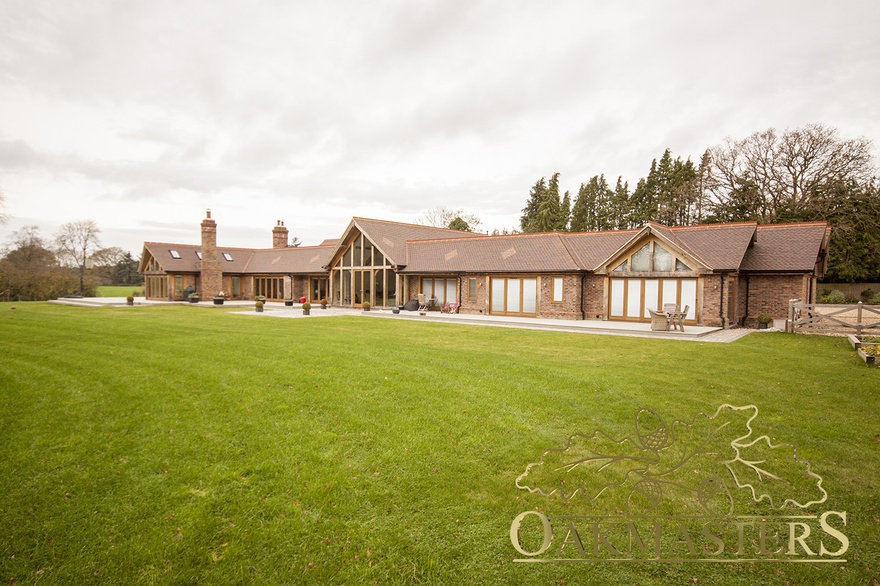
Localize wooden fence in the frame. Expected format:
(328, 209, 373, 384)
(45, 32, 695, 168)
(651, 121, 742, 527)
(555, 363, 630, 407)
(788, 299, 880, 336)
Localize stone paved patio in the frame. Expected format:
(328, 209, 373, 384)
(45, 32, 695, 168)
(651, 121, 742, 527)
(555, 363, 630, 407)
(51, 297, 755, 343)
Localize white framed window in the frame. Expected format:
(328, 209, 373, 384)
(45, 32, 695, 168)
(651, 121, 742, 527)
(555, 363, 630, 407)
(552, 277, 564, 303)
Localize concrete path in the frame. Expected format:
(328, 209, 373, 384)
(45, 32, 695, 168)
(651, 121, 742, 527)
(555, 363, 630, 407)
(50, 297, 754, 343)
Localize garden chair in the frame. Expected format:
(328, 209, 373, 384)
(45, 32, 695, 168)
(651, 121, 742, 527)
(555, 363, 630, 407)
(648, 308, 671, 331)
(441, 301, 459, 314)
(671, 305, 689, 331)
(417, 294, 429, 314)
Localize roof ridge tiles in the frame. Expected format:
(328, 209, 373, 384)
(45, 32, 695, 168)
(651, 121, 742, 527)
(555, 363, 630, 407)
(353, 216, 483, 235)
(755, 221, 829, 229)
(668, 221, 757, 231)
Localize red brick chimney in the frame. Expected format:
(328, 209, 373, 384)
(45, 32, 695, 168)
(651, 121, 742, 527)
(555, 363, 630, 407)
(272, 220, 289, 249)
(199, 209, 223, 296)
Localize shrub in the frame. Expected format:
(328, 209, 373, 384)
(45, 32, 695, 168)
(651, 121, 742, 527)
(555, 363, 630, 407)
(302, 302, 311, 311)
(861, 288, 876, 303)
(757, 313, 773, 324)
(821, 290, 846, 304)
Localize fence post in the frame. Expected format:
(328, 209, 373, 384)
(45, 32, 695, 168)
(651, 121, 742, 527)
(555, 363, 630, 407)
(857, 301, 863, 337)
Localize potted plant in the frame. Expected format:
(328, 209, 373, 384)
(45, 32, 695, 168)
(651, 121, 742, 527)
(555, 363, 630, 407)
(284, 298, 294, 307)
(757, 313, 773, 329)
(188, 292, 200, 304)
(362, 301, 371, 312)
(255, 300, 264, 313)
(302, 301, 311, 316)
(858, 344, 878, 366)
(256, 295, 267, 304)
(213, 292, 226, 305)
(320, 298, 328, 310)
(126, 295, 134, 306)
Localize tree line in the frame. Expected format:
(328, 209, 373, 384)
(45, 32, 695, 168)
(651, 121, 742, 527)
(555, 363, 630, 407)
(0, 219, 142, 302)
(519, 124, 880, 282)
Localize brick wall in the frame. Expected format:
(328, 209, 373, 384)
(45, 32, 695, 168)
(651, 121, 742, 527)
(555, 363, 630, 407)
(457, 275, 489, 315)
(745, 274, 808, 326)
(701, 275, 725, 327)
(535, 275, 581, 320)
(582, 275, 605, 320)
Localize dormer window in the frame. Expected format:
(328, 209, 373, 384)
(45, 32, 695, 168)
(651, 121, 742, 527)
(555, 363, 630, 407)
(222, 252, 234, 261)
(169, 249, 181, 259)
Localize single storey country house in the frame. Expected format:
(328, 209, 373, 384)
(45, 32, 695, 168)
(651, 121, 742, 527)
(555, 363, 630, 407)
(139, 210, 831, 328)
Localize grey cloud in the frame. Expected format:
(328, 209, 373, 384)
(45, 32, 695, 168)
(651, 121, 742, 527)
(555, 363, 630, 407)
(0, 140, 45, 169)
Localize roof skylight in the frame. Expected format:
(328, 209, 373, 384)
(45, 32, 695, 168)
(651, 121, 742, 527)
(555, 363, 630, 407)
(169, 249, 181, 259)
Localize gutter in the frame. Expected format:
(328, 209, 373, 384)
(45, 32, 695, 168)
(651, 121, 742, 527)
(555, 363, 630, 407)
(719, 273, 725, 328)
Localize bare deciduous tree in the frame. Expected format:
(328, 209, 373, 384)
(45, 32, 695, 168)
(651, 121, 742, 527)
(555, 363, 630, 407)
(0, 190, 8, 225)
(707, 124, 874, 222)
(55, 220, 102, 294)
(415, 207, 482, 232)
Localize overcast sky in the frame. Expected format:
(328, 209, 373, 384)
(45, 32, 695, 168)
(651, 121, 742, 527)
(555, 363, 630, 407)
(1, 0, 878, 254)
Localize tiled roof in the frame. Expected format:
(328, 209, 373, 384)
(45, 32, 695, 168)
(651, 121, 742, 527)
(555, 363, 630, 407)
(740, 223, 830, 272)
(400, 233, 581, 273)
(143, 219, 830, 278)
(331, 218, 482, 267)
(667, 222, 757, 271)
(142, 242, 333, 274)
(244, 246, 334, 274)
(142, 242, 254, 273)
(563, 229, 641, 271)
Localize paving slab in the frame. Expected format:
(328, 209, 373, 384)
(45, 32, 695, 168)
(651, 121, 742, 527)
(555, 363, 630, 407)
(50, 298, 753, 343)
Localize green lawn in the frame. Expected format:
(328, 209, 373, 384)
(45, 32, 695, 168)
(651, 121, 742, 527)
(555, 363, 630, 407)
(1, 303, 878, 585)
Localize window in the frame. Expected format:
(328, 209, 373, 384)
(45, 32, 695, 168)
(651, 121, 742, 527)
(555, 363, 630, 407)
(490, 277, 538, 316)
(421, 277, 457, 306)
(195, 251, 202, 260)
(631, 244, 651, 271)
(468, 277, 477, 300)
(552, 277, 564, 303)
(612, 240, 693, 273)
(222, 252, 234, 261)
(254, 276, 284, 300)
(653, 245, 673, 272)
(609, 277, 697, 322)
(169, 249, 181, 259)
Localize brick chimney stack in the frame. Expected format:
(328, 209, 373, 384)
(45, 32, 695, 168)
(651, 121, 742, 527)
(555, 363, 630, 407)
(272, 220, 289, 249)
(199, 209, 223, 296)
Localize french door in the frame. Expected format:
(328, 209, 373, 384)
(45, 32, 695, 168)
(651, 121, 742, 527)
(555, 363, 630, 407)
(609, 278, 697, 322)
